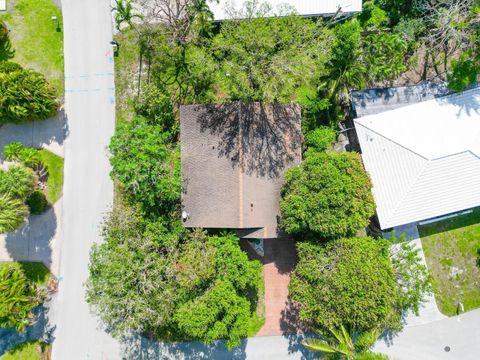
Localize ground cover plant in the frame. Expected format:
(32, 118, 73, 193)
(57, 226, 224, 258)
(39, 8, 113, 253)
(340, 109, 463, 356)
(419, 209, 480, 316)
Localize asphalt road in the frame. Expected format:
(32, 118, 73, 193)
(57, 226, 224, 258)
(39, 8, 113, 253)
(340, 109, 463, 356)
(50, 0, 121, 358)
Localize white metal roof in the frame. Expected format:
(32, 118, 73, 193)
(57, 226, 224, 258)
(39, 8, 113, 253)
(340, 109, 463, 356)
(207, 0, 363, 20)
(354, 87, 480, 229)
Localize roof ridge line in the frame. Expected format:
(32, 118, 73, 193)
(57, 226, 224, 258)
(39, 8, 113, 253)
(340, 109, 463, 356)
(384, 161, 431, 227)
(430, 150, 478, 161)
(354, 121, 429, 160)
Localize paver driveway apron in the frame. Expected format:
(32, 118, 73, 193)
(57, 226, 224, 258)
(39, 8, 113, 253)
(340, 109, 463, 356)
(50, 0, 122, 358)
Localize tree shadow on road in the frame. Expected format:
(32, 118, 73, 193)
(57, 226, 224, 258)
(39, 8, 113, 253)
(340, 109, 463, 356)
(0, 304, 56, 355)
(119, 334, 247, 360)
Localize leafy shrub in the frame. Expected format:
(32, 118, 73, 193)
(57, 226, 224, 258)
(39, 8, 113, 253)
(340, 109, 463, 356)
(0, 68, 58, 124)
(26, 190, 48, 215)
(0, 263, 44, 331)
(3, 143, 42, 169)
(289, 237, 400, 333)
(109, 116, 181, 212)
(280, 152, 375, 239)
(304, 126, 336, 154)
(0, 61, 23, 74)
(0, 194, 29, 234)
(3, 142, 25, 161)
(18, 147, 42, 169)
(0, 165, 36, 200)
(389, 232, 432, 315)
(133, 84, 176, 134)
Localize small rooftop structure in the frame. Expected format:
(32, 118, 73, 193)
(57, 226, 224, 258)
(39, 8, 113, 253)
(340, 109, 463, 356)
(352, 81, 450, 117)
(354, 86, 480, 229)
(207, 0, 363, 21)
(181, 102, 302, 239)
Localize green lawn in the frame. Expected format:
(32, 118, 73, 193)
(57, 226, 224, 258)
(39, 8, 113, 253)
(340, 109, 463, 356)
(0, 340, 50, 360)
(0, 0, 64, 96)
(419, 209, 480, 316)
(38, 149, 64, 203)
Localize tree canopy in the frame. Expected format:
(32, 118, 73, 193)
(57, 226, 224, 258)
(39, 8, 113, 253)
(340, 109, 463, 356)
(289, 237, 401, 332)
(109, 116, 181, 212)
(280, 152, 375, 239)
(86, 203, 262, 348)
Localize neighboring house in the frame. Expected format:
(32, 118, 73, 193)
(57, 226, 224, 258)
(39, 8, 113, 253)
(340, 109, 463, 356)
(180, 102, 302, 239)
(353, 85, 480, 230)
(207, 0, 363, 21)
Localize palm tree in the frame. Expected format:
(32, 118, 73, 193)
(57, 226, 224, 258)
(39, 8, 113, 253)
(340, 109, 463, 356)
(112, 0, 143, 31)
(303, 325, 386, 359)
(0, 194, 28, 234)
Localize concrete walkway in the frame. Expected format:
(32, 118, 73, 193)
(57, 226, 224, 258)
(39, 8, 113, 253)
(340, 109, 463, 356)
(385, 223, 446, 327)
(0, 112, 67, 276)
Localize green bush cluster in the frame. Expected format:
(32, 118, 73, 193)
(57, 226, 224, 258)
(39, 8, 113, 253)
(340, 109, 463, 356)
(0, 62, 58, 124)
(280, 152, 375, 239)
(26, 190, 48, 215)
(0, 165, 36, 233)
(4, 142, 42, 169)
(0, 262, 45, 331)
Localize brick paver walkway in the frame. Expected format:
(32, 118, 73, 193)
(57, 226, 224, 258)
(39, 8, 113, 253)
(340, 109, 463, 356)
(256, 238, 302, 336)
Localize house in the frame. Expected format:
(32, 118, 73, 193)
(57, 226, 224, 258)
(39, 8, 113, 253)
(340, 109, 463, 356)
(207, 0, 363, 21)
(180, 102, 302, 239)
(353, 85, 480, 230)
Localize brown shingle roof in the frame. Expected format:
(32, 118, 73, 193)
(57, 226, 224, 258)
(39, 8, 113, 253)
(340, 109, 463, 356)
(180, 102, 302, 238)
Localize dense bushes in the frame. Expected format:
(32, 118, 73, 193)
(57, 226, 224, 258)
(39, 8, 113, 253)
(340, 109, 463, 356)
(109, 116, 181, 212)
(0, 62, 58, 124)
(0, 165, 37, 233)
(86, 204, 262, 348)
(280, 152, 375, 239)
(0, 262, 45, 331)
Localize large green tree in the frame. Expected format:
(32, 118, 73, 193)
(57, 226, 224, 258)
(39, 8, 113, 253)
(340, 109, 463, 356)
(212, 15, 332, 102)
(289, 237, 401, 333)
(86, 203, 262, 348)
(109, 116, 181, 212)
(279, 152, 375, 239)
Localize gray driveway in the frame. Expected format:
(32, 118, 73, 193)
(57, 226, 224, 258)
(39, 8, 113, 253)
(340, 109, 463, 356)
(374, 309, 480, 360)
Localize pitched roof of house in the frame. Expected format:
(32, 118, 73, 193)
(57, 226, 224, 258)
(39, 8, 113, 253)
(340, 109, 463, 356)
(180, 102, 302, 239)
(354, 87, 480, 229)
(207, 0, 363, 21)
